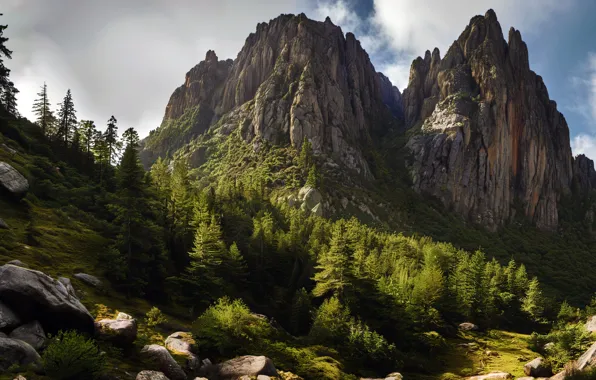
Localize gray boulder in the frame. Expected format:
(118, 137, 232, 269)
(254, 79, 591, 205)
(216, 355, 278, 379)
(587, 315, 596, 332)
(9, 321, 46, 350)
(465, 372, 513, 380)
(0, 264, 95, 335)
(6, 259, 27, 268)
(57, 277, 77, 298)
(0, 218, 7, 229)
(165, 331, 199, 370)
(523, 357, 552, 377)
(96, 313, 138, 346)
(0, 337, 41, 371)
(140, 344, 186, 380)
(0, 162, 29, 196)
(136, 371, 169, 380)
(459, 322, 479, 331)
(0, 300, 21, 331)
(577, 341, 596, 370)
(298, 186, 323, 211)
(74, 273, 103, 288)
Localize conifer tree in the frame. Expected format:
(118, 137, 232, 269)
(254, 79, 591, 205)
(313, 221, 354, 300)
(0, 14, 18, 114)
(56, 89, 77, 145)
(522, 277, 544, 322)
(298, 137, 313, 171)
(306, 164, 320, 187)
(105, 116, 121, 164)
(122, 127, 139, 147)
(1, 80, 18, 116)
(32, 83, 55, 135)
(79, 120, 97, 160)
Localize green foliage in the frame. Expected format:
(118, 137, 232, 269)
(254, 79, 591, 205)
(306, 164, 320, 187)
(145, 306, 168, 328)
(533, 323, 594, 371)
(42, 330, 106, 380)
(298, 137, 313, 171)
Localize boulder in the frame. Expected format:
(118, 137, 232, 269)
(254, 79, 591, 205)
(0, 218, 7, 229)
(311, 203, 323, 217)
(0, 300, 21, 331)
(6, 259, 27, 268)
(587, 315, 596, 332)
(459, 322, 479, 331)
(116, 312, 133, 320)
(0, 337, 41, 371)
(216, 355, 278, 379)
(140, 344, 186, 380)
(165, 331, 200, 370)
(523, 357, 552, 377)
(74, 273, 103, 288)
(576, 341, 596, 370)
(0, 162, 29, 196)
(0, 332, 5, 338)
(136, 371, 169, 380)
(9, 321, 46, 350)
(298, 186, 323, 211)
(386, 373, 403, 380)
(465, 372, 513, 380)
(96, 317, 138, 346)
(0, 264, 95, 335)
(57, 277, 77, 298)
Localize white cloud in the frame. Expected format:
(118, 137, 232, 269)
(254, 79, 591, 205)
(571, 133, 596, 160)
(567, 52, 596, 127)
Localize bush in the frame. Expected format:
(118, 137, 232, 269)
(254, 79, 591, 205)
(192, 297, 273, 356)
(543, 323, 594, 371)
(145, 306, 168, 328)
(42, 330, 106, 380)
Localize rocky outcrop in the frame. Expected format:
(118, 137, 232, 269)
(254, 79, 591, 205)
(0, 264, 95, 335)
(523, 357, 552, 377)
(0, 300, 21, 331)
(74, 273, 102, 288)
(96, 313, 138, 346)
(165, 331, 199, 371)
(6, 260, 27, 268)
(573, 154, 596, 192)
(136, 370, 170, 380)
(0, 162, 28, 196)
(141, 14, 400, 176)
(9, 321, 46, 350)
(140, 344, 187, 380)
(404, 10, 580, 230)
(215, 355, 278, 379)
(0, 336, 41, 371)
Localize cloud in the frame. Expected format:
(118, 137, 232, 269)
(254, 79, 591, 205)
(6, 0, 302, 138)
(571, 133, 596, 160)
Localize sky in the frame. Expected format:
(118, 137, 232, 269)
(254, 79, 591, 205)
(3, 0, 596, 159)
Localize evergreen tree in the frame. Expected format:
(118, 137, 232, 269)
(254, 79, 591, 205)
(1, 80, 18, 116)
(522, 277, 544, 322)
(32, 83, 55, 135)
(93, 130, 110, 184)
(0, 14, 18, 114)
(105, 116, 121, 164)
(313, 221, 353, 300)
(298, 137, 313, 171)
(306, 164, 320, 187)
(122, 127, 139, 147)
(56, 89, 77, 145)
(290, 288, 313, 335)
(79, 120, 97, 160)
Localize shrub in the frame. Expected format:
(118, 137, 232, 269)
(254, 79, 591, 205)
(192, 297, 273, 356)
(309, 296, 351, 346)
(145, 306, 168, 328)
(543, 323, 594, 371)
(42, 330, 106, 380)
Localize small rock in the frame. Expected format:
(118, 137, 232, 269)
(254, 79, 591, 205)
(524, 357, 552, 377)
(117, 312, 133, 320)
(140, 344, 186, 380)
(0, 218, 8, 229)
(0, 337, 41, 371)
(465, 372, 513, 380)
(165, 331, 199, 370)
(96, 317, 138, 346)
(459, 322, 479, 331)
(74, 273, 103, 287)
(0, 300, 21, 331)
(9, 321, 46, 350)
(216, 355, 278, 379)
(386, 373, 403, 380)
(136, 370, 169, 380)
(6, 260, 27, 268)
(515, 377, 534, 380)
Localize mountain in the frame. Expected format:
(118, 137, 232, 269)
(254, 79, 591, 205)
(142, 10, 596, 234)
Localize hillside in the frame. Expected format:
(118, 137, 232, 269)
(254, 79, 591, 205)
(2, 7, 596, 380)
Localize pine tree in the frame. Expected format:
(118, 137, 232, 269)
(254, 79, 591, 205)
(313, 221, 353, 300)
(105, 116, 121, 164)
(79, 120, 97, 160)
(1, 80, 18, 116)
(290, 288, 313, 335)
(56, 89, 77, 145)
(32, 83, 54, 135)
(93, 130, 110, 184)
(298, 137, 313, 171)
(522, 277, 544, 322)
(306, 164, 320, 187)
(0, 14, 18, 114)
(122, 127, 139, 147)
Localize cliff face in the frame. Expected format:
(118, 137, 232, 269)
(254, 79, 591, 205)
(404, 10, 589, 230)
(141, 14, 401, 176)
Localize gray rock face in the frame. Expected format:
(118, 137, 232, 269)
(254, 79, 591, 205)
(0, 300, 21, 331)
(96, 316, 138, 346)
(587, 316, 596, 333)
(404, 10, 582, 231)
(523, 357, 552, 377)
(165, 331, 199, 370)
(0, 162, 29, 196)
(74, 273, 103, 288)
(140, 344, 187, 380)
(216, 355, 278, 379)
(6, 259, 27, 268)
(459, 322, 479, 331)
(0, 264, 95, 335)
(136, 370, 170, 380)
(57, 277, 77, 298)
(0, 337, 41, 371)
(9, 321, 46, 350)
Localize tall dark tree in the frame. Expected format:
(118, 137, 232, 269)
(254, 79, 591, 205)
(105, 116, 121, 164)
(1, 80, 18, 116)
(122, 127, 139, 148)
(56, 89, 77, 145)
(80, 120, 97, 160)
(0, 15, 18, 116)
(32, 83, 55, 135)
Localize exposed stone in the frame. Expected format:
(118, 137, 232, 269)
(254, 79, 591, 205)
(0, 218, 7, 229)
(0, 162, 29, 196)
(386, 373, 403, 380)
(311, 203, 323, 217)
(216, 355, 278, 379)
(9, 321, 46, 350)
(0, 264, 95, 335)
(576, 341, 596, 370)
(116, 312, 134, 320)
(140, 344, 187, 380)
(57, 277, 77, 299)
(74, 273, 103, 288)
(586, 316, 596, 332)
(165, 331, 199, 370)
(404, 10, 580, 231)
(0, 337, 41, 371)
(523, 357, 552, 377)
(465, 372, 513, 380)
(1, 143, 17, 155)
(136, 370, 169, 380)
(6, 260, 27, 268)
(459, 322, 479, 331)
(0, 300, 21, 331)
(96, 317, 138, 346)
